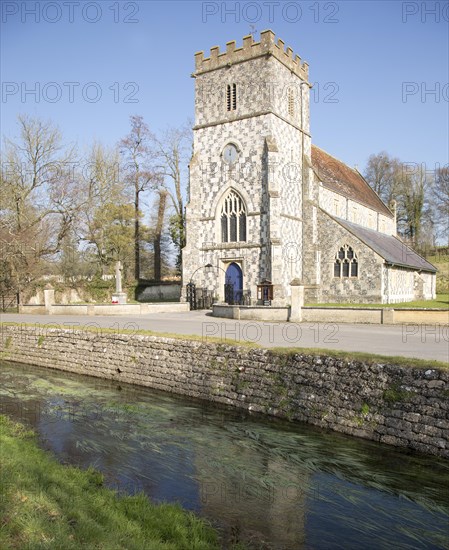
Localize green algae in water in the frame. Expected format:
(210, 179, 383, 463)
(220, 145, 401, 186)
(0, 360, 448, 549)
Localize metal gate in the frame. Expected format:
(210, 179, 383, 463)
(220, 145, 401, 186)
(0, 293, 19, 312)
(196, 288, 214, 309)
(224, 284, 251, 305)
(186, 283, 214, 310)
(237, 289, 251, 305)
(186, 282, 196, 310)
(224, 282, 235, 305)
(188, 281, 250, 309)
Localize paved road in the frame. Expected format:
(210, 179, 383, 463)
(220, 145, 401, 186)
(1, 311, 448, 362)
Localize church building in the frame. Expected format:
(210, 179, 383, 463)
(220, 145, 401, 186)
(182, 30, 436, 305)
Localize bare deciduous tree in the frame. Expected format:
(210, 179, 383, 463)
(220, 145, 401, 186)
(153, 189, 169, 281)
(365, 152, 433, 247)
(432, 166, 449, 244)
(149, 123, 192, 274)
(364, 151, 402, 205)
(78, 143, 128, 272)
(397, 162, 432, 247)
(119, 115, 160, 281)
(0, 115, 78, 293)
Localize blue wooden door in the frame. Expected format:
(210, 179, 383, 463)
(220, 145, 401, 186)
(225, 263, 243, 304)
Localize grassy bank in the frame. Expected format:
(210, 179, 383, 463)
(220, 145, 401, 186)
(0, 415, 219, 549)
(305, 294, 449, 309)
(427, 253, 449, 294)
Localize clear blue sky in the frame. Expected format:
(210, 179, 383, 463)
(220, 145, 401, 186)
(1, 1, 448, 172)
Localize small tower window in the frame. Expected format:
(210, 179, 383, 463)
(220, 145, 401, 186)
(288, 88, 295, 117)
(334, 246, 358, 278)
(226, 83, 237, 111)
(220, 190, 246, 243)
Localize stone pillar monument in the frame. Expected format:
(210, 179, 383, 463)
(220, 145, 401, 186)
(289, 279, 304, 322)
(112, 261, 127, 304)
(43, 284, 55, 314)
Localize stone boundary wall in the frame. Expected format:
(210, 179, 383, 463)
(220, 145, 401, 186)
(303, 307, 449, 325)
(136, 283, 181, 302)
(212, 304, 290, 321)
(19, 303, 189, 316)
(212, 304, 449, 325)
(393, 309, 449, 324)
(0, 325, 447, 458)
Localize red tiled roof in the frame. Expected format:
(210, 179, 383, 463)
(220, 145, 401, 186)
(311, 145, 393, 218)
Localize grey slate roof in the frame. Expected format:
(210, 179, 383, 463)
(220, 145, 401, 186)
(333, 217, 437, 273)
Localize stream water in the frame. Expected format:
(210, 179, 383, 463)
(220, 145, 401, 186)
(0, 360, 448, 549)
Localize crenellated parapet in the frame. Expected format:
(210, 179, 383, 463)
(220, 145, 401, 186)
(194, 29, 309, 82)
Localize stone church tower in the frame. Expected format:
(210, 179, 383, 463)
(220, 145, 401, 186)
(182, 30, 311, 305)
(182, 31, 436, 307)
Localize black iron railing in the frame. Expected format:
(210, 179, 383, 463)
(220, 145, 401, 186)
(224, 286, 251, 306)
(186, 283, 215, 310)
(0, 293, 19, 312)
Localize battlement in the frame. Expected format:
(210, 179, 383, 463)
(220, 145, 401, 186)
(194, 30, 309, 81)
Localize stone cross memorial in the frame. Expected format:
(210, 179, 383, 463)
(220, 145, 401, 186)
(112, 261, 127, 304)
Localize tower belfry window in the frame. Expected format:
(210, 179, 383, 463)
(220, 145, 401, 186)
(226, 83, 237, 111)
(288, 88, 295, 117)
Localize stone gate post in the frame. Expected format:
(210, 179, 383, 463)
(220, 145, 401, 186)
(289, 279, 304, 322)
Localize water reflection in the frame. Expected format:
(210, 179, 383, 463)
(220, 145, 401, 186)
(0, 361, 448, 549)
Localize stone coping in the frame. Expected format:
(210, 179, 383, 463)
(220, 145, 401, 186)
(214, 304, 289, 310)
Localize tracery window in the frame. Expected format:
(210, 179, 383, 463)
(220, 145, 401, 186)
(221, 190, 246, 243)
(334, 245, 358, 278)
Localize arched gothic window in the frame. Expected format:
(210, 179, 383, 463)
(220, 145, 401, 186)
(334, 246, 358, 278)
(221, 190, 246, 243)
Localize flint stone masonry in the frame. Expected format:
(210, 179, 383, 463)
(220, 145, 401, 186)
(1, 325, 448, 458)
(194, 30, 309, 81)
(183, 30, 436, 307)
(183, 30, 310, 306)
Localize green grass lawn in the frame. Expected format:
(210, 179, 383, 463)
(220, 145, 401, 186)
(0, 415, 221, 549)
(305, 294, 449, 310)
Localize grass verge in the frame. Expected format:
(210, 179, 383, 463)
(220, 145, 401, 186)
(305, 294, 449, 309)
(267, 346, 448, 370)
(0, 415, 220, 550)
(427, 253, 449, 294)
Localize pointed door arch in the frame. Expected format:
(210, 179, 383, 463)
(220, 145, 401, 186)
(225, 262, 243, 304)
